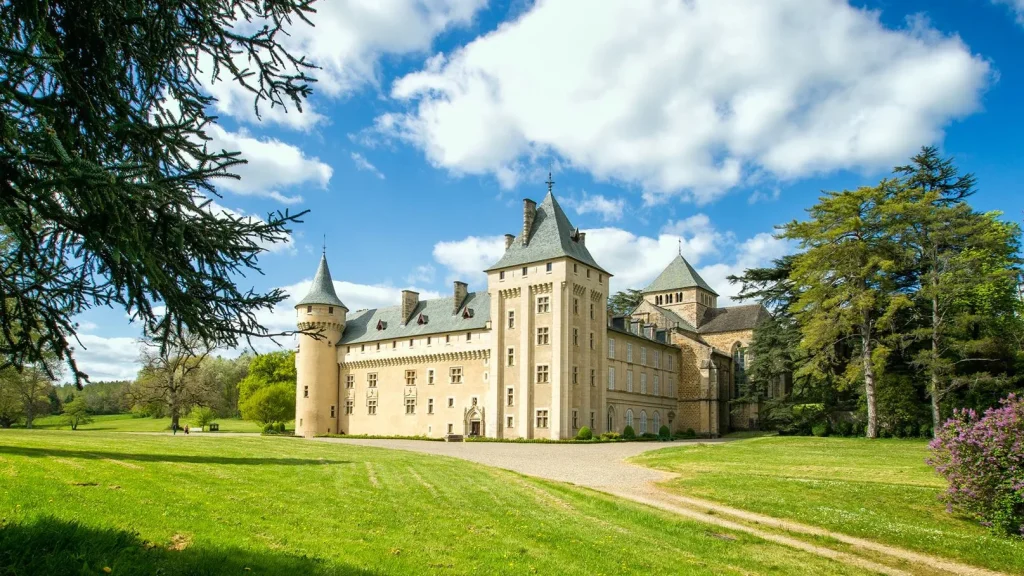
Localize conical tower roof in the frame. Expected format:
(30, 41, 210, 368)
(485, 191, 609, 274)
(642, 254, 717, 295)
(296, 254, 347, 309)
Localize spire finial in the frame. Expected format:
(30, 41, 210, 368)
(545, 171, 554, 194)
(322, 234, 326, 256)
(678, 238, 682, 256)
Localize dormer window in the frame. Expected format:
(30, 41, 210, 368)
(417, 313, 428, 325)
(376, 320, 386, 330)
(462, 307, 474, 319)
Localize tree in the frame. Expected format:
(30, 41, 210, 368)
(782, 182, 910, 438)
(198, 354, 250, 417)
(129, 332, 214, 430)
(0, 0, 318, 385)
(61, 397, 93, 430)
(608, 289, 643, 316)
(189, 405, 217, 432)
(239, 383, 293, 425)
(893, 146, 976, 204)
(0, 369, 24, 428)
(13, 361, 60, 428)
(727, 255, 800, 314)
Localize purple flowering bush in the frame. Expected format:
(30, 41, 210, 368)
(928, 394, 1024, 536)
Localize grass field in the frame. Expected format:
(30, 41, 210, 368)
(0, 431, 876, 576)
(28, 413, 268, 433)
(633, 436, 1024, 574)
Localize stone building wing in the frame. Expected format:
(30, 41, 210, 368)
(485, 191, 609, 275)
(339, 291, 491, 345)
(629, 300, 698, 333)
(297, 254, 347, 309)
(641, 254, 718, 295)
(697, 304, 771, 334)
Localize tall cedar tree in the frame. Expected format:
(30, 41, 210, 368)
(608, 289, 643, 316)
(0, 0, 317, 385)
(783, 182, 910, 438)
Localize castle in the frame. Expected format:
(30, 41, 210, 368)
(294, 187, 781, 439)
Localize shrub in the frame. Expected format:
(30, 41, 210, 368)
(811, 423, 829, 437)
(640, 432, 658, 440)
(189, 406, 216, 432)
(928, 394, 1024, 536)
(276, 422, 286, 433)
(918, 423, 933, 439)
(658, 425, 671, 439)
(262, 422, 275, 433)
(600, 432, 620, 440)
(575, 426, 592, 440)
(622, 425, 636, 440)
(836, 421, 853, 437)
(673, 428, 697, 440)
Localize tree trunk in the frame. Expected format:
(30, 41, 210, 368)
(930, 288, 942, 436)
(860, 314, 878, 438)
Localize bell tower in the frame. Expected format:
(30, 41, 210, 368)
(294, 254, 347, 438)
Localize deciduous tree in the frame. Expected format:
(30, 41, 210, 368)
(129, 332, 214, 429)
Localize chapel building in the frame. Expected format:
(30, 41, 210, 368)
(294, 186, 783, 440)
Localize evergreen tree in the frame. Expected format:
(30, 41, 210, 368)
(1, 0, 317, 384)
(608, 289, 643, 316)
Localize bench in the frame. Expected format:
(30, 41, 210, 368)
(444, 433, 464, 443)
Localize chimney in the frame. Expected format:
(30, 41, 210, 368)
(453, 281, 468, 313)
(400, 290, 419, 325)
(522, 199, 536, 245)
(504, 234, 515, 250)
(577, 232, 586, 245)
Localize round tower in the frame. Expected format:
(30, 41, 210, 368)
(294, 254, 347, 438)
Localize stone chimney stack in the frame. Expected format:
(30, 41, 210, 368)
(522, 199, 536, 245)
(453, 281, 468, 313)
(504, 234, 515, 250)
(577, 232, 586, 245)
(400, 290, 419, 325)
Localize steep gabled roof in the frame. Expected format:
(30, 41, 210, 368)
(296, 255, 347, 309)
(642, 254, 717, 295)
(485, 192, 609, 274)
(697, 304, 770, 334)
(339, 291, 490, 345)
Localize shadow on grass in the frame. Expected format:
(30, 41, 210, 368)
(0, 445, 348, 466)
(0, 517, 374, 576)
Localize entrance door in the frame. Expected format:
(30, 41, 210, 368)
(470, 420, 481, 436)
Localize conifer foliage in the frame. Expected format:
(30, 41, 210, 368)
(0, 0, 317, 384)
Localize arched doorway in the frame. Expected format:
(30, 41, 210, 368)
(464, 404, 484, 437)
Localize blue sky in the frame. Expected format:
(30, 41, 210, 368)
(72, 0, 1024, 380)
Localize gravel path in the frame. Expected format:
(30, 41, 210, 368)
(316, 437, 1008, 576)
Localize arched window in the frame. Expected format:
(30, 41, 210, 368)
(625, 409, 634, 431)
(639, 411, 648, 434)
(653, 411, 661, 432)
(607, 406, 615, 433)
(732, 342, 747, 398)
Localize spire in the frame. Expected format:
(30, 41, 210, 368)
(641, 253, 718, 296)
(296, 254, 347, 309)
(546, 171, 554, 195)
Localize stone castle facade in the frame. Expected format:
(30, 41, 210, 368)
(294, 188, 780, 439)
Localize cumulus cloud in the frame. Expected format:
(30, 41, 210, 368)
(432, 235, 507, 287)
(207, 125, 332, 203)
(71, 334, 145, 382)
(992, 0, 1024, 24)
(564, 193, 626, 222)
(204, 0, 487, 130)
(378, 0, 990, 203)
(351, 152, 386, 179)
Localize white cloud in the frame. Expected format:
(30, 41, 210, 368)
(406, 264, 436, 285)
(565, 193, 626, 222)
(379, 0, 990, 204)
(71, 334, 144, 382)
(207, 125, 331, 203)
(351, 152, 386, 179)
(432, 235, 507, 287)
(748, 188, 781, 205)
(205, 0, 487, 130)
(992, 0, 1024, 24)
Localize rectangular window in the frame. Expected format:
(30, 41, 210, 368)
(466, 332, 472, 341)
(590, 411, 595, 429)
(303, 385, 308, 398)
(627, 370, 633, 392)
(546, 262, 552, 273)
(328, 306, 333, 314)
(506, 415, 514, 428)
(450, 366, 463, 384)
(572, 366, 578, 384)
(405, 397, 416, 414)
(522, 266, 528, 276)
(368, 399, 377, 415)
(590, 369, 596, 387)
(536, 409, 549, 429)
(307, 305, 312, 313)
(573, 298, 579, 315)
(392, 341, 397, 349)
(428, 398, 435, 414)
(506, 346, 516, 366)
(376, 343, 380, 351)
(641, 347, 647, 366)
(573, 328, 578, 346)
(654, 350, 660, 369)
(499, 270, 505, 280)
(572, 410, 578, 430)
(507, 387, 514, 407)
(361, 344, 365, 352)
(367, 373, 377, 388)
(654, 374, 660, 396)
(589, 332, 594, 349)
(590, 303, 594, 320)
(405, 370, 416, 385)
(508, 310, 515, 329)
(345, 399, 353, 415)
(536, 364, 550, 383)
(330, 405, 335, 418)
(608, 367, 615, 390)
(448, 397, 455, 408)
(427, 336, 432, 345)
(428, 369, 435, 385)
(536, 296, 550, 313)
(536, 327, 550, 345)
(627, 343, 633, 363)
(409, 338, 414, 347)
(609, 338, 615, 358)
(641, 373, 647, 394)
(574, 263, 578, 274)
(447, 423, 454, 434)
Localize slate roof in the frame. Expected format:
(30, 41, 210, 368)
(642, 254, 717, 295)
(297, 255, 347, 309)
(697, 304, 771, 334)
(485, 192, 610, 274)
(339, 291, 491, 345)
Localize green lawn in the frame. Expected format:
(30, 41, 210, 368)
(0, 431, 874, 576)
(633, 436, 1024, 574)
(29, 413, 267, 433)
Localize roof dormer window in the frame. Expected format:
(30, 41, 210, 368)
(417, 314, 428, 325)
(376, 320, 386, 330)
(462, 307, 474, 319)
